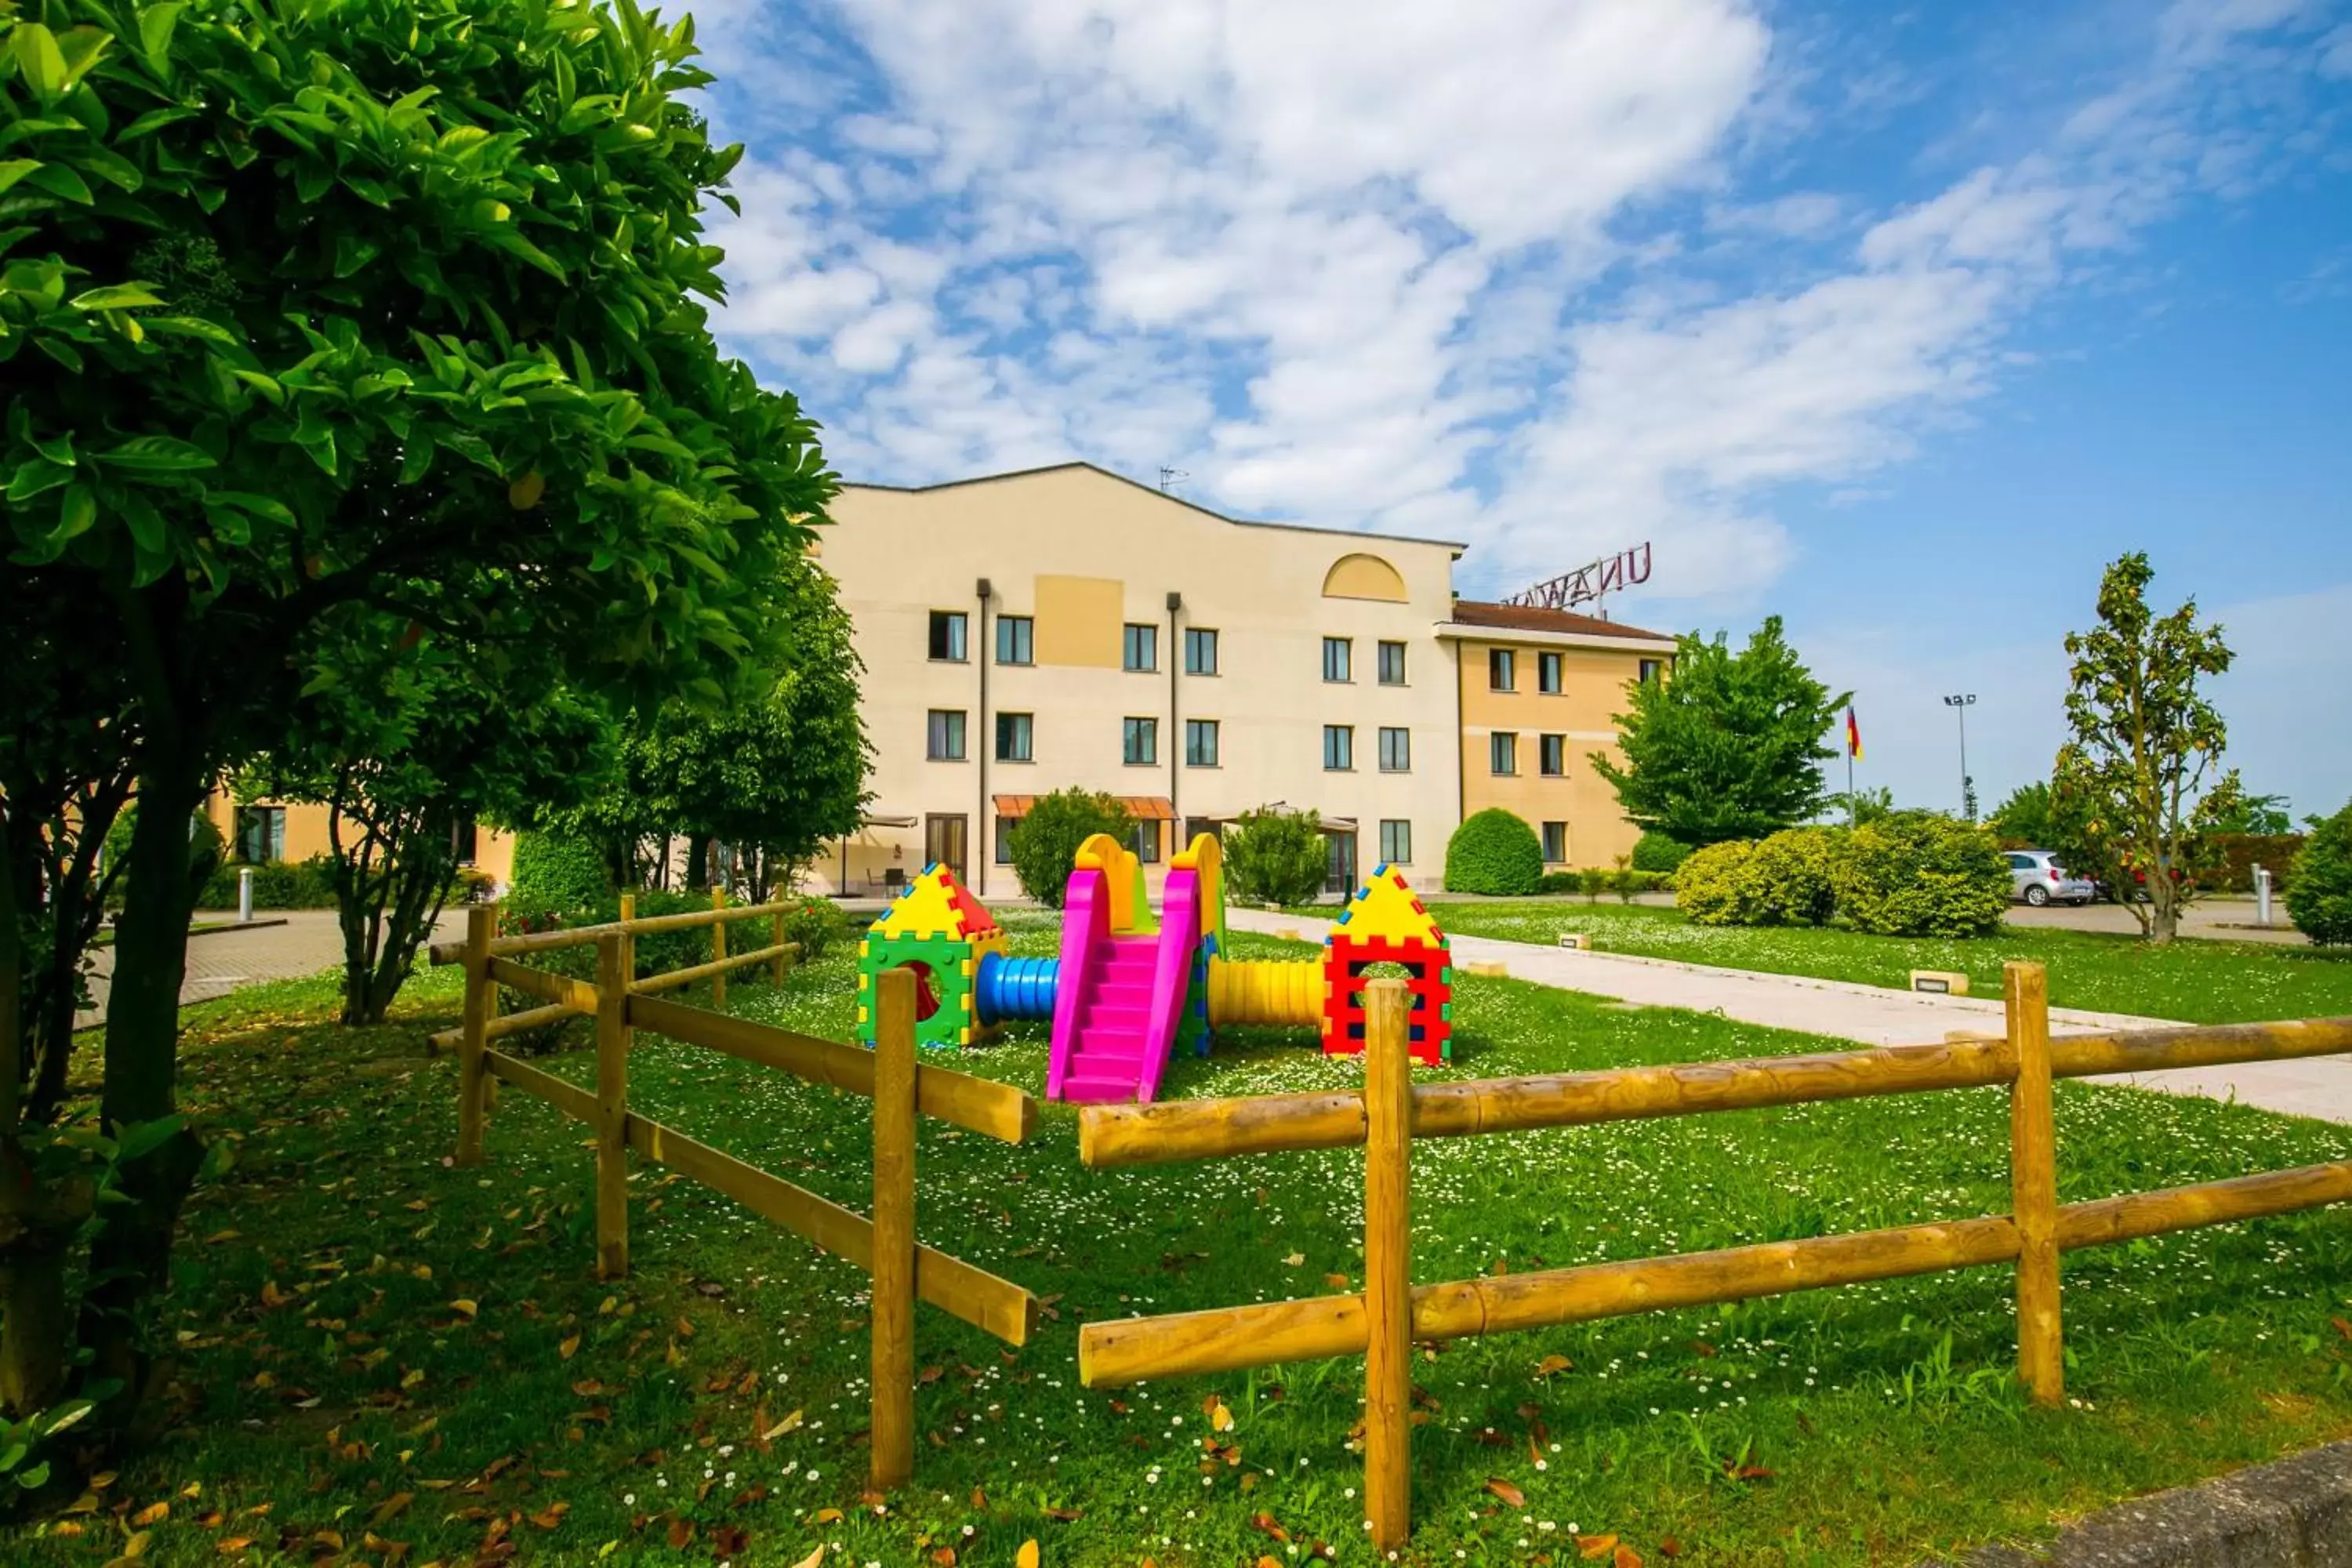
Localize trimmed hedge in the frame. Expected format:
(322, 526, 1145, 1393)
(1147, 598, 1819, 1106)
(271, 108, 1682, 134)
(510, 829, 612, 915)
(1630, 832, 1692, 874)
(2286, 804, 2352, 946)
(1675, 840, 1759, 927)
(1743, 826, 1842, 927)
(1832, 812, 2009, 938)
(198, 855, 339, 910)
(1444, 809, 1544, 896)
(1536, 869, 1671, 896)
(2208, 832, 2307, 894)
(1225, 808, 1331, 907)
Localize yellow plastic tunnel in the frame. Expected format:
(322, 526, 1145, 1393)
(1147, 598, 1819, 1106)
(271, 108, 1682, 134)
(1207, 956, 1324, 1029)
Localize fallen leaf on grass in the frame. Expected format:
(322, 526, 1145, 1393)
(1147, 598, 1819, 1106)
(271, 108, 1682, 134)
(1321, 1273, 1350, 1290)
(667, 1517, 695, 1549)
(132, 1502, 170, 1526)
(1250, 1512, 1290, 1542)
(1484, 1479, 1525, 1508)
(1535, 1354, 1573, 1378)
(449, 1299, 478, 1319)
(1614, 1546, 1643, 1568)
(762, 1410, 804, 1440)
(559, 1334, 580, 1360)
(214, 1538, 254, 1555)
(368, 1493, 414, 1528)
(789, 1548, 824, 1568)
(1017, 1539, 1041, 1568)
(1575, 1534, 1617, 1559)
(811, 1508, 844, 1525)
(712, 1525, 750, 1555)
(1657, 1538, 1682, 1559)
(528, 1503, 570, 1530)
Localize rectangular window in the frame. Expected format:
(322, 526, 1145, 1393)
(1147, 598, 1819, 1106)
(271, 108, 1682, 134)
(1377, 640, 1407, 685)
(452, 815, 480, 866)
(1185, 626, 1219, 675)
(1134, 820, 1161, 864)
(926, 709, 967, 761)
(234, 805, 286, 864)
(1639, 658, 1664, 684)
(996, 615, 1033, 666)
(1323, 724, 1354, 771)
(1539, 651, 1563, 694)
(927, 610, 967, 662)
(1378, 818, 1412, 866)
(994, 711, 1033, 762)
(1322, 637, 1352, 683)
(1540, 734, 1566, 776)
(1378, 726, 1411, 772)
(1488, 648, 1515, 691)
(1123, 716, 1158, 766)
(1541, 821, 1570, 863)
(1123, 622, 1159, 672)
(1490, 731, 1517, 775)
(1185, 719, 1220, 768)
(995, 815, 1018, 863)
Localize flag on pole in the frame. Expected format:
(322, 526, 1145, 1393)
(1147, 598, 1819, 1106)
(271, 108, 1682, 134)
(1845, 706, 1864, 761)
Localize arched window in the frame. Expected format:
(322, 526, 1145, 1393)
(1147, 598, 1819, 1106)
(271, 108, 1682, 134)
(1322, 553, 1407, 602)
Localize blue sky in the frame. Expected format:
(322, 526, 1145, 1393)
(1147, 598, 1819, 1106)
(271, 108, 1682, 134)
(686, 0, 2352, 822)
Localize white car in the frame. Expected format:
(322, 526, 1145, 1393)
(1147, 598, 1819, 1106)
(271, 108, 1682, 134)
(2006, 849, 2096, 907)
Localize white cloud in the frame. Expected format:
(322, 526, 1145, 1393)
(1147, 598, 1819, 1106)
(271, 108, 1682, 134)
(699, 0, 2345, 603)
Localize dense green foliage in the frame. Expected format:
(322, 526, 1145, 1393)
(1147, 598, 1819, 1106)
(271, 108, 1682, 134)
(1443, 808, 1544, 895)
(1592, 618, 1846, 844)
(1629, 830, 1692, 873)
(1004, 789, 1132, 909)
(782, 898, 856, 964)
(1672, 839, 1759, 926)
(1743, 826, 1843, 927)
(510, 829, 615, 916)
(1224, 808, 1330, 906)
(2053, 554, 2242, 942)
(198, 855, 339, 911)
(1537, 869, 1670, 896)
(2206, 833, 2307, 894)
(2287, 803, 2352, 946)
(1833, 813, 2011, 938)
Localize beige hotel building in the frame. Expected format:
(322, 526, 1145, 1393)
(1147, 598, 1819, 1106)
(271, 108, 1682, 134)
(814, 463, 1675, 901)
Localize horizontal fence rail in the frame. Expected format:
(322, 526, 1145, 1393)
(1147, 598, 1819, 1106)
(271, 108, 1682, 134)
(1073, 965, 2352, 1551)
(447, 903, 1040, 1492)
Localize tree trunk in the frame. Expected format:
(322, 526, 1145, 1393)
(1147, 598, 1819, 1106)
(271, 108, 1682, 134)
(78, 736, 207, 1431)
(684, 833, 712, 891)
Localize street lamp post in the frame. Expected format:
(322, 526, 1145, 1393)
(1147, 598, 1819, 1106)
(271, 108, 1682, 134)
(1944, 693, 1978, 822)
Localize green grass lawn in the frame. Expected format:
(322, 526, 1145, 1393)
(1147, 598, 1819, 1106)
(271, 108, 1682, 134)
(13, 915, 2352, 1567)
(1401, 899, 2352, 1025)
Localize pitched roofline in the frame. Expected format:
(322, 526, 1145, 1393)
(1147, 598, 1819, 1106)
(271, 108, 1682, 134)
(840, 460, 1468, 555)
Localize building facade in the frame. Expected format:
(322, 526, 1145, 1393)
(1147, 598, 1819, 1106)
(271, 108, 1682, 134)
(817, 464, 1467, 899)
(1439, 601, 1677, 873)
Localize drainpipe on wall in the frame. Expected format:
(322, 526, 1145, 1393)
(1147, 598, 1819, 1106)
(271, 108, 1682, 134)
(976, 577, 992, 895)
(1166, 590, 1182, 847)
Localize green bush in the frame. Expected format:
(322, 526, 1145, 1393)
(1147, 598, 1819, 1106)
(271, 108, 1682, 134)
(1225, 808, 1330, 907)
(1833, 812, 2009, 938)
(1742, 826, 1844, 927)
(1630, 832, 1692, 874)
(1006, 789, 1134, 909)
(2286, 803, 2352, 946)
(2208, 832, 2307, 894)
(1578, 868, 1610, 902)
(783, 898, 855, 963)
(1444, 809, 1544, 896)
(1675, 840, 1759, 926)
(510, 830, 613, 915)
(198, 855, 339, 910)
(1537, 869, 1668, 896)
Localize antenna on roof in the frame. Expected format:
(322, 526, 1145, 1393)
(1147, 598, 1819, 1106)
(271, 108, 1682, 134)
(1502, 542, 1653, 618)
(1158, 466, 1189, 493)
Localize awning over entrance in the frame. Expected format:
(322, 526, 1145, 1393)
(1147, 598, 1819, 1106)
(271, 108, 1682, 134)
(1191, 809, 1357, 835)
(859, 813, 919, 829)
(993, 794, 1174, 821)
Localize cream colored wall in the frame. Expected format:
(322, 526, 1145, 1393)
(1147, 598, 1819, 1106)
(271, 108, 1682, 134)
(202, 789, 521, 888)
(1455, 638, 1658, 870)
(819, 466, 1465, 898)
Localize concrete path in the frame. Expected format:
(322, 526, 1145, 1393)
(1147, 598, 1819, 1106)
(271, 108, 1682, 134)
(1225, 907, 2352, 1125)
(80, 907, 471, 1026)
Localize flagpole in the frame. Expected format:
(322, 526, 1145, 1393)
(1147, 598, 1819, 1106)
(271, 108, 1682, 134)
(1846, 746, 1855, 828)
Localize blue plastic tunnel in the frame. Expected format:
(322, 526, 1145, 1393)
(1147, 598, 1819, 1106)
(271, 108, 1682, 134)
(974, 953, 1058, 1026)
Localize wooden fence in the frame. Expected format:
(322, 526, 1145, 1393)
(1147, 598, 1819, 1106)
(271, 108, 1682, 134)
(1075, 966, 2352, 1549)
(435, 901, 1039, 1490)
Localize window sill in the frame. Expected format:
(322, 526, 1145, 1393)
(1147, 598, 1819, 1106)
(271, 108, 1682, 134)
(929, 657, 971, 666)
(996, 757, 1036, 766)
(1323, 766, 1356, 773)
(997, 660, 1035, 669)
(927, 756, 971, 764)
(1185, 761, 1222, 769)
(1123, 666, 1159, 675)
(1123, 760, 1160, 768)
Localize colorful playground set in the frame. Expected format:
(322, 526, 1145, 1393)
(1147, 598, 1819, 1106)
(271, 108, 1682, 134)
(854, 832, 1455, 1102)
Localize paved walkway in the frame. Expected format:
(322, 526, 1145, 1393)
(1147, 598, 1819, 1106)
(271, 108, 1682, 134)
(1225, 908, 2352, 1125)
(80, 908, 470, 1026)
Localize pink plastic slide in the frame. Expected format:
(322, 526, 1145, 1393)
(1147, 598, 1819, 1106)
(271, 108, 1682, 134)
(1046, 866, 1203, 1104)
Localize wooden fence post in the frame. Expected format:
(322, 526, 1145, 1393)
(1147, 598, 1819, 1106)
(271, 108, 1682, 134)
(2005, 960, 2062, 1406)
(870, 967, 918, 1490)
(596, 933, 630, 1280)
(710, 886, 728, 1011)
(771, 906, 789, 987)
(456, 902, 495, 1165)
(618, 891, 636, 986)
(1363, 977, 1414, 1551)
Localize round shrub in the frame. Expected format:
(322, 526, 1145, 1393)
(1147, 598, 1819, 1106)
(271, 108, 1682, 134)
(1630, 832, 1692, 874)
(1832, 812, 2009, 938)
(2286, 801, 2352, 946)
(1006, 788, 1134, 909)
(1443, 809, 1543, 896)
(1225, 808, 1330, 907)
(510, 829, 613, 914)
(1742, 826, 1843, 927)
(1673, 840, 1758, 926)
(783, 898, 855, 963)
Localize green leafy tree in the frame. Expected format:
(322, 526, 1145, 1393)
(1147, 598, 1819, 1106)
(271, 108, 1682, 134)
(1832, 812, 2011, 938)
(1443, 808, 1543, 895)
(2212, 793, 2293, 836)
(2285, 801, 2352, 946)
(1988, 782, 2054, 846)
(2053, 554, 2242, 944)
(1005, 790, 1134, 909)
(1, 0, 832, 1435)
(1824, 786, 1896, 827)
(1592, 619, 1847, 845)
(1224, 808, 1330, 907)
